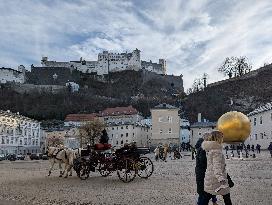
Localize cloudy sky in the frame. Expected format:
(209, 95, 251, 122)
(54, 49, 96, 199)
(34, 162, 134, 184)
(1, 0, 272, 89)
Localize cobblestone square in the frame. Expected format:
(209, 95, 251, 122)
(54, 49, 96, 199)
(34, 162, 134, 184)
(0, 152, 271, 205)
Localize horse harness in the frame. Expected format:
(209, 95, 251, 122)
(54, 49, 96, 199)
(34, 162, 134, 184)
(52, 148, 68, 160)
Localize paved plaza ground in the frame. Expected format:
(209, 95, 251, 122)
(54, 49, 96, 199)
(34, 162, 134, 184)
(0, 151, 271, 205)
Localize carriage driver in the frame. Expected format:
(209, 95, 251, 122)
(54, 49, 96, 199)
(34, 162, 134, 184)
(100, 129, 109, 144)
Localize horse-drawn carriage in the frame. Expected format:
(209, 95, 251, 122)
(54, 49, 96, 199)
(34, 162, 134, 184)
(73, 144, 154, 183)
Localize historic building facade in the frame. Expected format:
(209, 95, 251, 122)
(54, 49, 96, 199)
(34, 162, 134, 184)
(150, 104, 180, 146)
(40, 48, 166, 75)
(190, 121, 216, 146)
(63, 106, 148, 148)
(0, 110, 41, 155)
(106, 123, 150, 149)
(246, 102, 272, 148)
(99, 105, 143, 124)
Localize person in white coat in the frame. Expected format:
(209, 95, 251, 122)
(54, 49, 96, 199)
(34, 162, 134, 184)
(202, 131, 232, 205)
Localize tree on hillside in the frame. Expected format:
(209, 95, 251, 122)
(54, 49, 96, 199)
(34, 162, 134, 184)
(218, 56, 252, 78)
(187, 73, 209, 94)
(78, 120, 105, 147)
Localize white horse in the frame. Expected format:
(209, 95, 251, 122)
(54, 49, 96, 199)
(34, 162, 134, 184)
(47, 146, 76, 178)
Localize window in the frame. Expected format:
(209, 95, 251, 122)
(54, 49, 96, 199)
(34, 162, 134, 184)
(160, 129, 163, 134)
(112, 127, 114, 130)
(133, 133, 135, 137)
(260, 133, 264, 139)
(116, 141, 118, 145)
(121, 140, 123, 144)
(254, 118, 256, 126)
(168, 128, 172, 134)
(168, 116, 172, 123)
(255, 134, 258, 140)
(126, 133, 128, 137)
(121, 134, 123, 137)
(126, 126, 128, 129)
(260, 116, 263, 125)
(121, 127, 123, 129)
(199, 132, 202, 136)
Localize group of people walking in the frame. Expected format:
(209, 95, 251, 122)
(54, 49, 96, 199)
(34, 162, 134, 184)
(154, 144, 182, 161)
(195, 131, 233, 205)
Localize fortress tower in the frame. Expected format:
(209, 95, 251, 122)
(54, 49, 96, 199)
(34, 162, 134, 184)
(159, 59, 167, 75)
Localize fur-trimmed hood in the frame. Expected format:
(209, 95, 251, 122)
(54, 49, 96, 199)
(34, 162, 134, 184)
(202, 141, 222, 151)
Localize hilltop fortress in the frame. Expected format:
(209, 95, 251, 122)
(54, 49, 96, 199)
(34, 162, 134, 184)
(40, 48, 166, 75)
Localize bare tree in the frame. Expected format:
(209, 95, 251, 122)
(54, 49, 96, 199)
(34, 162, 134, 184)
(78, 120, 105, 147)
(218, 56, 252, 78)
(47, 135, 64, 147)
(187, 73, 209, 94)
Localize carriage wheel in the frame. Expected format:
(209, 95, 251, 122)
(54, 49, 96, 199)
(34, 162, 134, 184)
(136, 157, 154, 179)
(99, 162, 112, 177)
(78, 163, 90, 180)
(117, 158, 136, 183)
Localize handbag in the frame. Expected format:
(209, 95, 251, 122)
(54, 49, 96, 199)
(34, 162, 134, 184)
(227, 173, 234, 188)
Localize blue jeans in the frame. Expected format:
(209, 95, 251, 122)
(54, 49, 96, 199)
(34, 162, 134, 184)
(198, 194, 217, 205)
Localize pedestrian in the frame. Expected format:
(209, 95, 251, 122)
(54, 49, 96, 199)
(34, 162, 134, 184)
(202, 130, 232, 205)
(251, 145, 255, 152)
(268, 142, 272, 158)
(236, 145, 240, 157)
(173, 149, 181, 159)
(256, 144, 261, 154)
(225, 145, 229, 155)
(195, 133, 218, 205)
(154, 146, 159, 161)
(247, 144, 250, 151)
(230, 150, 234, 158)
(163, 143, 169, 162)
(159, 145, 164, 160)
(192, 146, 196, 160)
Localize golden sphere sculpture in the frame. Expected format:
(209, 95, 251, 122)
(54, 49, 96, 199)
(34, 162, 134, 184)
(217, 111, 251, 143)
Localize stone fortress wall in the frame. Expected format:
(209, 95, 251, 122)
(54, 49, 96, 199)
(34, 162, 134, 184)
(40, 48, 166, 75)
(0, 65, 26, 84)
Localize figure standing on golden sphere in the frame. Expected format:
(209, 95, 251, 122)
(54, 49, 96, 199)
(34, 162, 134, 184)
(217, 111, 251, 143)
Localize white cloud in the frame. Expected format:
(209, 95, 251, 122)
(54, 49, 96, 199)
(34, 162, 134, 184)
(0, 0, 272, 89)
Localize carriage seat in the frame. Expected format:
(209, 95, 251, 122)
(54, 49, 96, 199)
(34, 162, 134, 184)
(95, 143, 112, 150)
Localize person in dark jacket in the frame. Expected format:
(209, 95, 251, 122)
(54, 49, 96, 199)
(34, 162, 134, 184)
(256, 144, 261, 153)
(100, 129, 109, 144)
(268, 142, 272, 158)
(195, 136, 218, 205)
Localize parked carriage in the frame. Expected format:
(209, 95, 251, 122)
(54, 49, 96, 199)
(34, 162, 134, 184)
(73, 144, 154, 183)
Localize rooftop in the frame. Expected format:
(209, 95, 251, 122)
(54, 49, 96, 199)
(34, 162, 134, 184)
(65, 113, 97, 122)
(248, 102, 272, 116)
(0, 67, 22, 73)
(152, 103, 178, 110)
(100, 105, 138, 116)
(190, 121, 217, 128)
(0, 110, 38, 123)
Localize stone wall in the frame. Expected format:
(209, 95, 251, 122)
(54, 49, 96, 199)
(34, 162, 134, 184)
(10, 84, 66, 94)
